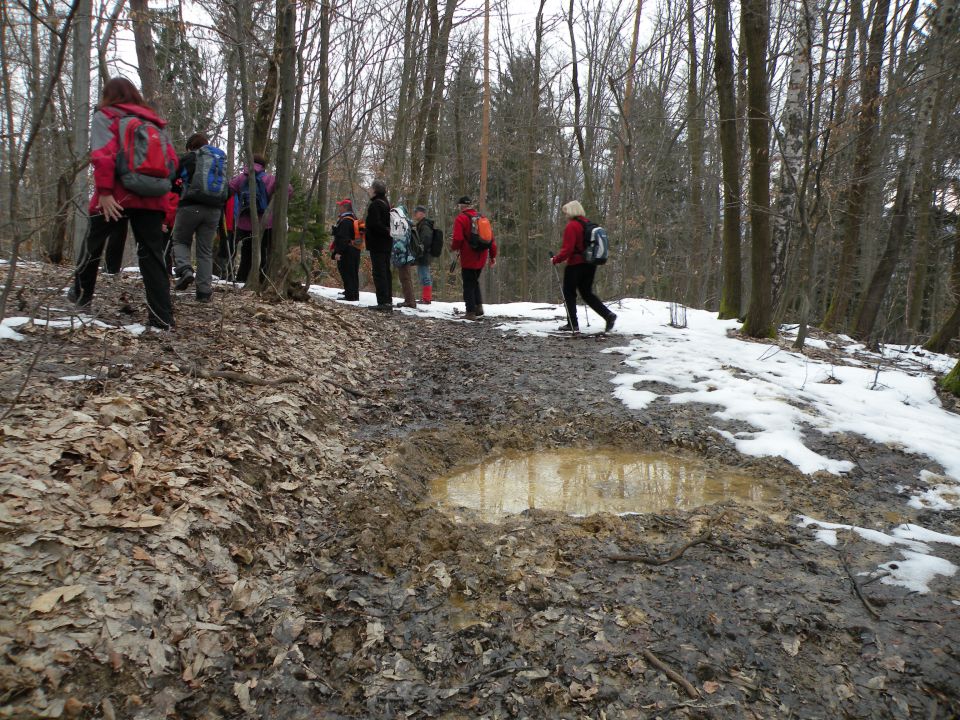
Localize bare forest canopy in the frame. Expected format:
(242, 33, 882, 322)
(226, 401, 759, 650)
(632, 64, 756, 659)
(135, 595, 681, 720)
(1, 0, 959, 346)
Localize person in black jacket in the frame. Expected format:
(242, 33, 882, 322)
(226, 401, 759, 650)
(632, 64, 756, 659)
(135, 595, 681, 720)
(331, 198, 361, 301)
(364, 179, 393, 312)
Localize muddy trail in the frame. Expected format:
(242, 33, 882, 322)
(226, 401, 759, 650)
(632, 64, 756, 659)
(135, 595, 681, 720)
(1, 270, 958, 719)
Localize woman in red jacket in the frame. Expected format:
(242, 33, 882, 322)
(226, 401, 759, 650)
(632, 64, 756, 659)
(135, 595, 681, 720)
(551, 200, 616, 333)
(69, 77, 178, 330)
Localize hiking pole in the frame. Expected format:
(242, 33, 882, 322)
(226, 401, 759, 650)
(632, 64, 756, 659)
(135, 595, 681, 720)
(552, 259, 576, 331)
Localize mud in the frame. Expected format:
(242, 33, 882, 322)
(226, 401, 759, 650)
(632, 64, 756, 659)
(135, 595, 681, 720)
(277, 306, 960, 719)
(2, 272, 958, 719)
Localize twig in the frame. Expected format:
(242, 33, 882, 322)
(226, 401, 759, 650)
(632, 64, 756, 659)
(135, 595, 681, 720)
(607, 531, 714, 564)
(838, 548, 881, 620)
(643, 648, 700, 699)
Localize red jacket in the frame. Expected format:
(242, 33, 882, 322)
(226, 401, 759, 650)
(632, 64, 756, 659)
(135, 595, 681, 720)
(451, 208, 498, 270)
(88, 103, 178, 215)
(163, 192, 179, 228)
(552, 217, 587, 266)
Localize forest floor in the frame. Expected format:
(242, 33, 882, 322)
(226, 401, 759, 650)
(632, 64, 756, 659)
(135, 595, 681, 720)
(1, 263, 958, 719)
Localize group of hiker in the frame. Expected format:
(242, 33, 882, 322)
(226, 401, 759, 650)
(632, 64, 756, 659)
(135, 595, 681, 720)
(68, 77, 289, 330)
(68, 76, 616, 334)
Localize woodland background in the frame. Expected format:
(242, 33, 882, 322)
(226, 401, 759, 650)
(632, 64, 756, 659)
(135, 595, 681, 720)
(1, 0, 959, 348)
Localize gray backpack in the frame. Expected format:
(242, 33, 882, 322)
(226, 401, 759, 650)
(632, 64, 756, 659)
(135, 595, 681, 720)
(182, 146, 229, 206)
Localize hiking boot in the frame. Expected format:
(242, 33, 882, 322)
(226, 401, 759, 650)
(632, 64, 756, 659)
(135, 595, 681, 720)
(67, 285, 91, 308)
(604, 313, 617, 332)
(174, 268, 194, 291)
(557, 322, 579, 332)
(475, 304, 484, 317)
(196, 292, 212, 303)
(370, 303, 393, 313)
(464, 312, 478, 321)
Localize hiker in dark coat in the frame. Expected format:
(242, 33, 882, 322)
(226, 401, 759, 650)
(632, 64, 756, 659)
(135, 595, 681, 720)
(331, 198, 361, 301)
(365, 179, 393, 312)
(69, 77, 177, 330)
(551, 200, 616, 333)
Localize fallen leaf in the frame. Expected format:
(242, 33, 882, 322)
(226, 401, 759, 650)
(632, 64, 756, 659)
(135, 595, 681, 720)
(30, 585, 86, 613)
(702, 680, 721, 694)
(781, 635, 801, 657)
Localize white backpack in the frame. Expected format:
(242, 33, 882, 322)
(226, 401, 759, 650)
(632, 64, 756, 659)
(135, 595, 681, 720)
(390, 206, 411, 241)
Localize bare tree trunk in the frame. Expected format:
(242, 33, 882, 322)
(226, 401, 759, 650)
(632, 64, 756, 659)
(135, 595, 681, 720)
(610, 0, 643, 300)
(314, 0, 331, 223)
(129, 0, 160, 109)
(714, 0, 742, 319)
(267, 0, 296, 296)
(416, 0, 457, 206)
(517, 0, 548, 301)
(479, 0, 491, 212)
(852, 0, 957, 340)
(821, 0, 891, 331)
(69, 0, 92, 262)
(686, 0, 706, 303)
(740, 0, 774, 338)
(566, 0, 595, 214)
(771, 0, 812, 306)
(252, 10, 283, 158)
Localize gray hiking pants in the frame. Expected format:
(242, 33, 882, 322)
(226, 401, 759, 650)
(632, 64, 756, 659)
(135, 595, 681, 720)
(172, 204, 221, 295)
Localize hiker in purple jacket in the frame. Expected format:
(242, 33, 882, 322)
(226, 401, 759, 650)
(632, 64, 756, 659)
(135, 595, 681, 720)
(227, 154, 292, 285)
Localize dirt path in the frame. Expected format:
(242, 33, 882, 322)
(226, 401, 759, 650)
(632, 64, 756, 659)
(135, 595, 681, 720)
(1, 273, 957, 719)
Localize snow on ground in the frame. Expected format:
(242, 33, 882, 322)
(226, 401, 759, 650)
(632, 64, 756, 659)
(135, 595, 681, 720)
(6, 275, 960, 594)
(310, 285, 960, 595)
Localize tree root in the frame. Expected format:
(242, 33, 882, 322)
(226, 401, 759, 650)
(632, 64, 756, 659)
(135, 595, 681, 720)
(643, 648, 700, 699)
(606, 531, 714, 565)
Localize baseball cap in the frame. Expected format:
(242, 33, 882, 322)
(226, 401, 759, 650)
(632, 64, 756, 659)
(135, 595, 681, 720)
(335, 198, 352, 206)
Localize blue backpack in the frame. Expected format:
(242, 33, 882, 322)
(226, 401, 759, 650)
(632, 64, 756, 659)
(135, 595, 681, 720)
(181, 145, 228, 206)
(235, 168, 269, 219)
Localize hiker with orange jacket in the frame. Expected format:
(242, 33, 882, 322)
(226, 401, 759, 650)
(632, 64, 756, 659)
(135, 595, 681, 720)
(451, 196, 496, 321)
(69, 77, 178, 330)
(550, 200, 616, 333)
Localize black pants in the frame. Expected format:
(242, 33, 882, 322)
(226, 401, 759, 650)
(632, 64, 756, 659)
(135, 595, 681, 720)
(462, 267, 483, 313)
(236, 228, 272, 284)
(103, 221, 128, 273)
(337, 247, 361, 300)
(563, 263, 611, 328)
(369, 250, 392, 305)
(74, 210, 174, 328)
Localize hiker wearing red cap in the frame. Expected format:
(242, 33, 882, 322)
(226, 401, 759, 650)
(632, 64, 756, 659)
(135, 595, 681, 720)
(331, 199, 361, 301)
(451, 196, 497, 320)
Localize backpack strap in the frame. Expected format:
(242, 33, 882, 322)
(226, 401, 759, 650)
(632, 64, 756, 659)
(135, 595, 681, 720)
(573, 217, 589, 256)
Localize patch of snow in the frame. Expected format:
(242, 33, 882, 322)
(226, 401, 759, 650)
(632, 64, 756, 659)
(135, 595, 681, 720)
(798, 515, 959, 594)
(59, 375, 98, 382)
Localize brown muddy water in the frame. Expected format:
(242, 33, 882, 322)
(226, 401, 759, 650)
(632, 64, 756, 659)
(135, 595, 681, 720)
(429, 448, 777, 521)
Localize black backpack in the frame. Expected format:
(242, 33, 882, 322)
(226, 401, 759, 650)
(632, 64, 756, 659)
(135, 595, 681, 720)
(430, 227, 443, 257)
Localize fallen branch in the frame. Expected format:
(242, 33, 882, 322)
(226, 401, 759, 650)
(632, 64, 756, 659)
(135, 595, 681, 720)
(643, 648, 700, 699)
(838, 548, 881, 620)
(178, 365, 302, 387)
(607, 531, 714, 565)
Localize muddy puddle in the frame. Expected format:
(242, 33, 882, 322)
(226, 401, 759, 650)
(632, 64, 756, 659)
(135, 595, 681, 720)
(429, 448, 777, 521)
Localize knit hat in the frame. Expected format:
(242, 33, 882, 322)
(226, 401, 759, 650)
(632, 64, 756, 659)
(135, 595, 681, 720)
(457, 195, 472, 205)
(413, 205, 428, 214)
(335, 198, 352, 206)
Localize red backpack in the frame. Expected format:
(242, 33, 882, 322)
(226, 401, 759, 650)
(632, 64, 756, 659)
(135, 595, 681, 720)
(115, 114, 177, 197)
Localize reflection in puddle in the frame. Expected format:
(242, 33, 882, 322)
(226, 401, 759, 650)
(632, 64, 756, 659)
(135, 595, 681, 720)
(431, 449, 776, 522)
